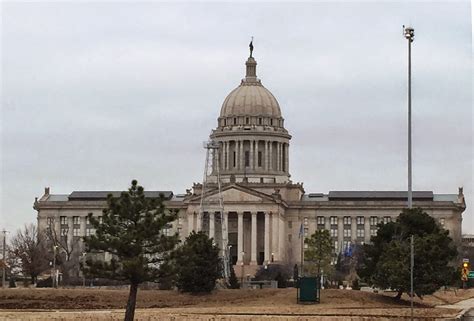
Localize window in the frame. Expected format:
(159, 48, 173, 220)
(343, 229, 351, 238)
(258, 152, 262, 167)
(86, 228, 95, 236)
(60, 228, 68, 236)
(330, 216, 337, 225)
(356, 216, 364, 225)
(245, 151, 250, 167)
(383, 216, 391, 224)
(233, 151, 236, 167)
(334, 241, 339, 251)
(73, 228, 80, 237)
(330, 228, 338, 237)
(343, 216, 351, 225)
(234, 117, 237, 125)
(177, 217, 182, 225)
(60, 216, 67, 225)
(343, 240, 350, 251)
(73, 216, 80, 225)
(270, 119, 273, 126)
(288, 234, 292, 242)
(304, 217, 308, 226)
(288, 221, 293, 229)
(370, 229, 377, 237)
(317, 216, 325, 225)
(357, 229, 365, 238)
(304, 228, 308, 236)
(46, 217, 54, 226)
(370, 217, 378, 226)
(177, 227, 182, 236)
(246, 117, 249, 124)
(258, 118, 262, 125)
(439, 218, 445, 226)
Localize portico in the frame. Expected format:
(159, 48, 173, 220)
(188, 194, 282, 267)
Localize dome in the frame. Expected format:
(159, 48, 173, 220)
(219, 56, 282, 118)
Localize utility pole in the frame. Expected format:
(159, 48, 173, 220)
(403, 25, 415, 209)
(410, 235, 414, 321)
(2, 230, 7, 288)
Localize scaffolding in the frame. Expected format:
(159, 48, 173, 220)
(199, 140, 230, 281)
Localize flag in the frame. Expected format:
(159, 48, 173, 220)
(298, 223, 304, 239)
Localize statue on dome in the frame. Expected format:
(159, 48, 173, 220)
(249, 37, 254, 57)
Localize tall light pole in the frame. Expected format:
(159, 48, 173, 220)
(403, 25, 415, 209)
(403, 26, 415, 321)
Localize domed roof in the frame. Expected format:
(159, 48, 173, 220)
(220, 56, 282, 118)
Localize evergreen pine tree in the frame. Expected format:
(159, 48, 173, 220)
(174, 231, 221, 293)
(83, 180, 179, 321)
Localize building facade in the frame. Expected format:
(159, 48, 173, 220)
(34, 51, 466, 276)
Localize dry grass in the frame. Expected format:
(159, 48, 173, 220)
(0, 287, 463, 318)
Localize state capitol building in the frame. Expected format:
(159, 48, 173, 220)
(34, 49, 466, 276)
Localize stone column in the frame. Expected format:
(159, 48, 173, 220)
(278, 212, 285, 261)
(277, 143, 281, 171)
(364, 216, 371, 244)
(255, 140, 259, 169)
(209, 212, 215, 239)
(223, 212, 229, 243)
(337, 216, 344, 254)
(264, 212, 270, 262)
(237, 212, 243, 265)
(188, 212, 194, 233)
(324, 216, 331, 231)
(236, 141, 240, 170)
(269, 142, 273, 170)
(239, 140, 244, 170)
(226, 141, 230, 170)
(67, 216, 74, 249)
(351, 216, 357, 243)
(285, 143, 289, 173)
(264, 140, 269, 171)
(250, 212, 257, 265)
(80, 216, 86, 237)
(196, 212, 202, 232)
(249, 140, 254, 170)
(272, 211, 279, 261)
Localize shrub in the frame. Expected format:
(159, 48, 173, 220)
(175, 231, 221, 293)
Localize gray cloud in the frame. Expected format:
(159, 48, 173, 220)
(1, 2, 472, 234)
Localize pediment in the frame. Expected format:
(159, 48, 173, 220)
(187, 184, 275, 204)
(220, 188, 263, 202)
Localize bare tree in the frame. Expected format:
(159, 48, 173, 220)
(9, 223, 49, 285)
(44, 218, 80, 283)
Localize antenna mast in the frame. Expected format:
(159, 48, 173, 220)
(199, 140, 230, 281)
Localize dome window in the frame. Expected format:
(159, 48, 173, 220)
(270, 119, 273, 126)
(224, 119, 227, 126)
(258, 118, 262, 125)
(246, 117, 249, 125)
(234, 118, 237, 125)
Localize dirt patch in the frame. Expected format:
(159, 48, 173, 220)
(0, 288, 461, 319)
(0, 288, 431, 310)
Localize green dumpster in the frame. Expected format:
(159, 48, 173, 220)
(297, 277, 320, 304)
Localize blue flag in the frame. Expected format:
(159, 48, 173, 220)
(298, 223, 304, 239)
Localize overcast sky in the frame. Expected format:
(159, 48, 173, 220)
(1, 2, 472, 235)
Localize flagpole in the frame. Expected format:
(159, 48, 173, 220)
(301, 235, 304, 276)
(300, 223, 304, 277)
